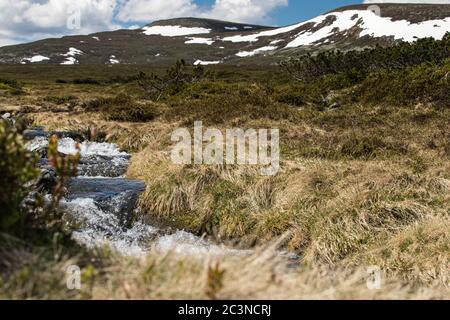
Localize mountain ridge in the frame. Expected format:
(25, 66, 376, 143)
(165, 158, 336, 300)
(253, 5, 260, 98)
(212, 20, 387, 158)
(1, 3, 449, 66)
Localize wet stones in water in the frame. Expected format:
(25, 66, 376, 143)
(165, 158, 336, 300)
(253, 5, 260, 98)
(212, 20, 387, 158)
(35, 168, 57, 193)
(77, 155, 130, 177)
(23, 128, 85, 142)
(49, 131, 85, 142)
(23, 128, 49, 141)
(67, 178, 145, 226)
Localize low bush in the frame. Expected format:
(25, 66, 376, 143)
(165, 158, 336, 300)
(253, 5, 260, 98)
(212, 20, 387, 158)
(281, 34, 450, 82)
(0, 78, 24, 95)
(0, 122, 39, 232)
(164, 82, 299, 125)
(355, 60, 450, 107)
(43, 95, 78, 105)
(137, 60, 210, 101)
(83, 94, 158, 122)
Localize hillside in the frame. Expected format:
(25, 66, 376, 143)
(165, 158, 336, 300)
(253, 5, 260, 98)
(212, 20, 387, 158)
(0, 3, 449, 66)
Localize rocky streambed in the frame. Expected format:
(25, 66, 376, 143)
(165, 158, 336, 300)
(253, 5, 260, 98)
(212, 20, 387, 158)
(24, 127, 247, 257)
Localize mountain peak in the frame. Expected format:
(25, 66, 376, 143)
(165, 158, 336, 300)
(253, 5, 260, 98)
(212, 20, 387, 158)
(146, 17, 271, 33)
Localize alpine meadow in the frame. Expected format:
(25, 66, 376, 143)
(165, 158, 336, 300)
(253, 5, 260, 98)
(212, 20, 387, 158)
(0, 2, 449, 301)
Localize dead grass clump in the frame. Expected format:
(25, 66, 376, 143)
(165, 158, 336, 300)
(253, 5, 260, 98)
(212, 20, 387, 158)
(3, 238, 448, 300)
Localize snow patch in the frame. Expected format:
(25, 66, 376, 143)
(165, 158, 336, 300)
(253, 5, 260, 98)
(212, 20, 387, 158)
(235, 46, 278, 57)
(223, 23, 305, 43)
(61, 57, 78, 65)
(270, 39, 283, 45)
(185, 37, 214, 45)
(223, 10, 450, 45)
(286, 10, 450, 48)
(109, 55, 119, 64)
(225, 26, 238, 31)
(142, 25, 211, 37)
(92, 36, 100, 41)
(21, 55, 50, 63)
(194, 60, 221, 65)
(60, 47, 83, 65)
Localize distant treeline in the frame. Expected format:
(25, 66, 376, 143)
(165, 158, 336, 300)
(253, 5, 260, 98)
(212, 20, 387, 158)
(280, 33, 450, 82)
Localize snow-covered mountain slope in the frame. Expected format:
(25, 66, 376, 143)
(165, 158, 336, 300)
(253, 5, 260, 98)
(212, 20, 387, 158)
(0, 3, 449, 66)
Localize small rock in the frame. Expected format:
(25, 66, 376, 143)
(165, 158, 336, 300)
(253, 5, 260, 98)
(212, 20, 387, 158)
(329, 102, 341, 109)
(23, 129, 49, 141)
(1, 112, 11, 119)
(36, 168, 57, 193)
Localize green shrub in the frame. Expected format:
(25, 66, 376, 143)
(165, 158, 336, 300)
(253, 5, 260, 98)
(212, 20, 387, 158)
(72, 78, 101, 85)
(281, 34, 450, 82)
(0, 78, 24, 95)
(0, 122, 39, 232)
(356, 60, 450, 106)
(137, 60, 210, 101)
(83, 94, 158, 122)
(164, 82, 299, 125)
(43, 95, 78, 105)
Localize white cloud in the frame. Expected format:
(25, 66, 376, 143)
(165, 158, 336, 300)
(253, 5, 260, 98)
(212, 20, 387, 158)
(116, 0, 199, 22)
(0, 0, 119, 46)
(117, 0, 288, 24)
(199, 0, 288, 23)
(363, 0, 450, 3)
(0, 0, 289, 46)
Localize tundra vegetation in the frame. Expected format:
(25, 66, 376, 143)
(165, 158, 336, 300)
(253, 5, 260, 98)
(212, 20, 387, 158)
(0, 35, 449, 299)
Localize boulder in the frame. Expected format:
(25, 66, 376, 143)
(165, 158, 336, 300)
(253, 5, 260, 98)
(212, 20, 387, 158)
(35, 168, 57, 193)
(49, 131, 85, 142)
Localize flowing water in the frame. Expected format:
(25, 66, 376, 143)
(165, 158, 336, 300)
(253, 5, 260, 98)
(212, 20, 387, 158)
(26, 128, 248, 257)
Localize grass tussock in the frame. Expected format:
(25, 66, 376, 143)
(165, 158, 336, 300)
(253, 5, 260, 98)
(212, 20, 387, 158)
(1, 237, 448, 300)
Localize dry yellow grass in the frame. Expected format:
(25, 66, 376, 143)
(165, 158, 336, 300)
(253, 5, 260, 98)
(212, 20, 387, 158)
(126, 140, 449, 290)
(33, 109, 447, 293)
(1, 238, 448, 300)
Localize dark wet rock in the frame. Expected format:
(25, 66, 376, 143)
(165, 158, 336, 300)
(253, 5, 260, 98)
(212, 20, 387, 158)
(81, 127, 107, 143)
(23, 128, 48, 141)
(49, 131, 85, 142)
(38, 158, 50, 167)
(67, 178, 145, 225)
(34, 145, 48, 159)
(30, 126, 45, 131)
(36, 168, 57, 193)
